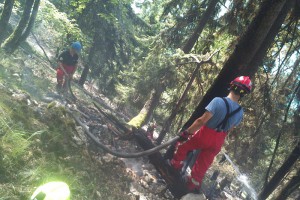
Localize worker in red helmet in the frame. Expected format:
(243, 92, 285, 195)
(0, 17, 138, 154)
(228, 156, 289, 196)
(168, 76, 252, 192)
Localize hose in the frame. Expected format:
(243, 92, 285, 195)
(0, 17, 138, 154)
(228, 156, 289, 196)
(65, 78, 76, 100)
(67, 110, 179, 158)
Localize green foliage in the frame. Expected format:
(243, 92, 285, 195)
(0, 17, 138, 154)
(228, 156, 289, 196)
(117, 45, 185, 103)
(2, 130, 30, 159)
(51, 0, 149, 96)
(36, 1, 86, 49)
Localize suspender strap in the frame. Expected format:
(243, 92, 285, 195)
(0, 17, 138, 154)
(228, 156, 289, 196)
(216, 97, 242, 131)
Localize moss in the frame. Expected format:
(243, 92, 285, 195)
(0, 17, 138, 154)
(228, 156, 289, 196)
(47, 101, 57, 109)
(127, 112, 147, 128)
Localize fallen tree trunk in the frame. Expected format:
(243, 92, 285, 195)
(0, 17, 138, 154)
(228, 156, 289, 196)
(67, 109, 179, 158)
(67, 103, 189, 198)
(133, 129, 189, 198)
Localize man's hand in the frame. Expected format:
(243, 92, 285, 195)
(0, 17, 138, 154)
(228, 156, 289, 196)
(178, 130, 191, 141)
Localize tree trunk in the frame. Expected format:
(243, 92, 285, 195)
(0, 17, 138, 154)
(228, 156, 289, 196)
(12, 0, 40, 51)
(264, 80, 300, 188)
(274, 168, 300, 200)
(79, 64, 90, 86)
(79, 39, 97, 86)
(133, 130, 189, 198)
(181, 0, 219, 53)
(156, 63, 201, 144)
(182, 0, 290, 129)
(0, 0, 15, 43)
(294, 86, 300, 136)
(128, 85, 164, 128)
(258, 142, 300, 200)
(243, 0, 296, 77)
(1, 0, 34, 53)
(272, 83, 300, 200)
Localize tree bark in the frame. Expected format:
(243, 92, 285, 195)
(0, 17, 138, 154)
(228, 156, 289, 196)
(182, 0, 290, 129)
(274, 168, 300, 200)
(294, 86, 300, 136)
(181, 0, 219, 53)
(282, 57, 300, 90)
(79, 39, 97, 86)
(133, 130, 189, 198)
(260, 66, 299, 200)
(1, 0, 34, 53)
(243, 0, 296, 77)
(263, 80, 300, 188)
(79, 62, 90, 86)
(12, 0, 40, 51)
(258, 142, 300, 200)
(128, 85, 164, 128)
(0, 0, 15, 43)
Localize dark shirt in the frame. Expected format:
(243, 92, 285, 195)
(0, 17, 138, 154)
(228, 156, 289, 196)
(58, 50, 78, 66)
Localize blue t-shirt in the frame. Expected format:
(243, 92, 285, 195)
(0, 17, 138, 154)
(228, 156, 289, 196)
(205, 97, 243, 132)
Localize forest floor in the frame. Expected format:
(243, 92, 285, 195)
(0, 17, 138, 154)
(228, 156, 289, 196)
(0, 46, 254, 200)
(0, 40, 170, 200)
(0, 38, 252, 200)
(0, 1, 255, 200)
(0, 36, 193, 199)
(0, 4, 180, 198)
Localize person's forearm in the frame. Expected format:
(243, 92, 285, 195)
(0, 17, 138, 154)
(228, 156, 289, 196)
(185, 111, 212, 134)
(187, 118, 204, 134)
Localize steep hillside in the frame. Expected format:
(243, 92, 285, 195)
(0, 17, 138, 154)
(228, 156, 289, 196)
(0, 1, 134, 199)
(0, 83, 133, 200)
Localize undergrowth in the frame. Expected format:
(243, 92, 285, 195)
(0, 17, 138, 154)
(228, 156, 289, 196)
(0, 1, 132, 199)
(0, 87, 131, 199)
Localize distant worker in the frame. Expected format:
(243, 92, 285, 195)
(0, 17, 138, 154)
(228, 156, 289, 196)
(56, 41, 81, 93)
(168, 76, 252, 192)
(30, 181, 70, 200)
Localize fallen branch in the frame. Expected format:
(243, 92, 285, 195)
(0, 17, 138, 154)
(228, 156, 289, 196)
(67, 109, 179, 158)
(156, 49, 220, 144)
(31, 32, 54, 67)
(177, 49, 220, 65)
(92, 101, 130, 133)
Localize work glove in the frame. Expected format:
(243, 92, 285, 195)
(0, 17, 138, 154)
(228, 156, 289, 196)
(178, 130, 191, 141)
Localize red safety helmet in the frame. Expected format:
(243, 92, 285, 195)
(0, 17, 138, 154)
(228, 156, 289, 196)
(230, 76, 252, 95)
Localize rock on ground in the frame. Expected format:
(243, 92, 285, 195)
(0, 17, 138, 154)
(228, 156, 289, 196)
(180, 193, 207, 200)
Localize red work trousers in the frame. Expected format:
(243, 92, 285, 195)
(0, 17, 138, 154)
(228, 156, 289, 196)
(56, 64, 76, 86)
(172, 126, 226, 188)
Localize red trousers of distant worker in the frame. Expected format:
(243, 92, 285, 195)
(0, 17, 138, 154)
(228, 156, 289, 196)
(172, 126, 226, 189)
(57, 65, 75, 86)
